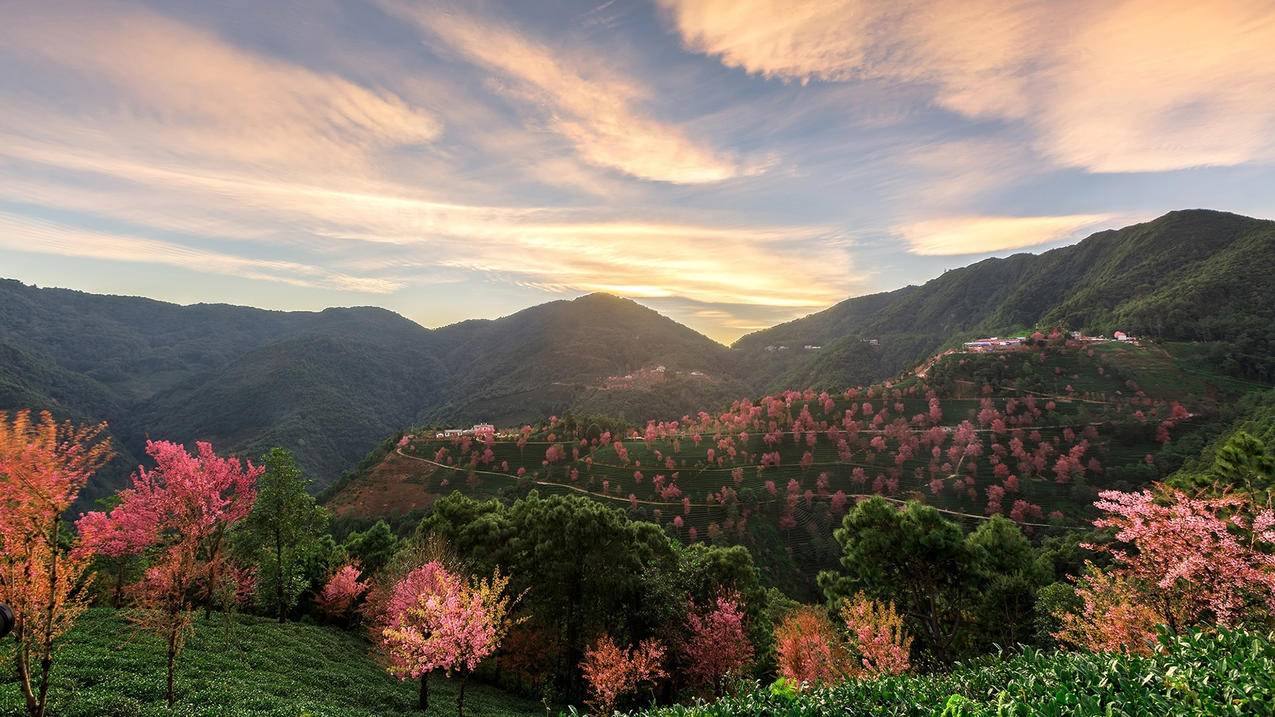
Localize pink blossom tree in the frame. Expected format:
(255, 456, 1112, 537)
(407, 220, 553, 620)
(1056, 488, 1275, 653)
(581, 635, 666, 716)
(682, 593, 754, 695)
(76, 440, 260, 706)
(0, 410, 112, 717)
(839, 592, 911, 676)
(314, 563, 369, 624)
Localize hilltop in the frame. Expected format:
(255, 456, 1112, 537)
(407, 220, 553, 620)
(0, 285, 737, 497)
(734, 210, 1275, 390)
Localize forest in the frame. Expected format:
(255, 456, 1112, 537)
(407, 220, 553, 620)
(2, 330, 1274, 716)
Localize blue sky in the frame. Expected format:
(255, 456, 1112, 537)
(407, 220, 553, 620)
(2, 0, 1274, 342)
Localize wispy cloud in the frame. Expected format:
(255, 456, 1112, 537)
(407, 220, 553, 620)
(0, 212, 402, 293)
(377, 0, 757, 184)
(1, 0, 441, 177)
(899, 214, 1116, 256)
(659, 0, 1275, 173)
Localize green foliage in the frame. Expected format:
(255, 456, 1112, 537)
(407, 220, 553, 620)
(240, 448, 330, 621)
(819, 498, 977, 666)
(342, 520, 399, 579)
(820, 501, 1057, 666)
(1169, 394, 1275, 500)
(636, 628, 1275, 716)
(415, 492, 772, 702)
(737, 209, 1275, 388)
(0, 609, 538, 716)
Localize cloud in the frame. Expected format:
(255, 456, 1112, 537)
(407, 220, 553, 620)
(0, 0, 441, 177)
(899, 214, 1116, 256)
(377, 0, 754, 184)
(659, 0, 1275, 172)
(0, 212, 401, 293)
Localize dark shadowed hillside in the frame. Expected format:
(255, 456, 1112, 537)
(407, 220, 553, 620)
(735, 210, 1275, 389)
(423, 292, 746, 424)
(0, 284, 741, 496)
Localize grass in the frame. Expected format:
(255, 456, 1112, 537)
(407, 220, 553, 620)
(637, 629, 1275, 716)
(0, 609, 542, 717)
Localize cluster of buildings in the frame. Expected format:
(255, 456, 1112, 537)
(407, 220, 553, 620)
(1070, 330, 1138, 344)
(962, 336, 1026, 352)
(435, 423, 496, 439)
(962, 330, 1139, 353)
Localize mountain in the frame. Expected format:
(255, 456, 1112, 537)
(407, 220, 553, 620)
(734, 209, 1275, 389)
(5, 209, 1272, 496)
(422, 292, 746, 424)
(0, 285, 736, 497)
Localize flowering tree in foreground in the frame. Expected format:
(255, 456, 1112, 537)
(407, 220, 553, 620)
(380, 562, 518, 715)
(839, 592, 912, 676)
(314, 563, 369, 623)
(581, 635, 666, 716)
(774, 606, 847, 688)
(380, 561, 462, 711)
(682, 592, 754, 696)
(77, 440, 260, 706)
(1056, 488, 1275, 654)
(0, 410, 111, 717)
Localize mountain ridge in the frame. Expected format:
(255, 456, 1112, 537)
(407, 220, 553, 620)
(4, 209, 1272, 496)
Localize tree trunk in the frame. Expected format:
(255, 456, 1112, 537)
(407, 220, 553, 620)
(113, 560, 127, 608)
(276, 533, 286, 623)
(457, 675, 467, 717)
(418, 672, 429, 711)
(16, 620, 39, 717)
(166, 632, 178, 707)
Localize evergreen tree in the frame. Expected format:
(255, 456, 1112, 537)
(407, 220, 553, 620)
(242, 448, 328, 622)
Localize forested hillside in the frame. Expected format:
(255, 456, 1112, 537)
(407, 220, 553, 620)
(4, 209, 1272, 497)
(735, 210, 1275, 389)
(0, 285, 736, 496)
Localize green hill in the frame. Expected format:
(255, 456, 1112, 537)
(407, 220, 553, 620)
(0, 284, 738, 497)
(0, 609, 539, 717)
(734, 210, 1275, 390)
(328, 340, 1256, 598)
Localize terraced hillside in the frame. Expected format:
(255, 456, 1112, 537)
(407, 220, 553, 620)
(327, 338, 1257, 594)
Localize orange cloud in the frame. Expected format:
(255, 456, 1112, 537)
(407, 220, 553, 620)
(377, 0, 755, 184)
(1, 0, 441, 176)
(660, 0, 1275, 172)
(0, 212, 401, 293)
(899, 214, 1116, 256)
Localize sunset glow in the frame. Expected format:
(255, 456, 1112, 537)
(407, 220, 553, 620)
(3, 0, 1274, 341)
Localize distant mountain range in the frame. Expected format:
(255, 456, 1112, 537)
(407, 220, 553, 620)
(3, 209, 1272, 496)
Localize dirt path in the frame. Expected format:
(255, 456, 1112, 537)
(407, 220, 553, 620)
(394, 447, 1079, 529)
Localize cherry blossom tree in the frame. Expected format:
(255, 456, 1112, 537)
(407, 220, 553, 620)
(581, 635, 666, 716)
(314, 563, 369, 624)
(379, 561, 465, 710)
(379, 562, 519, 715)
(839, 592, 911, 676)
(0, 410, 112, 717)
(1056, 488, 1275, 653)
(76, 440, 260, 706)
(773, 606, 846, 689)
(681, 593, 754, 695)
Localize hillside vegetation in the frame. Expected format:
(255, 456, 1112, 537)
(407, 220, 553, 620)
(636, 629, 1275, 716)
(0, 609, 539, 717)
(737, 210, 1275, 390)
(0, 286, 735, 497)
(4, 209, 1272, 499)
(328, 338, 1255, 598)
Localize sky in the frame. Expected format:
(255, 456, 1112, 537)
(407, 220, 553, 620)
(3, 0, 1275, 344)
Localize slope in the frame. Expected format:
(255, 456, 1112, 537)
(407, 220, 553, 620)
(735, 210, 1275, 390)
